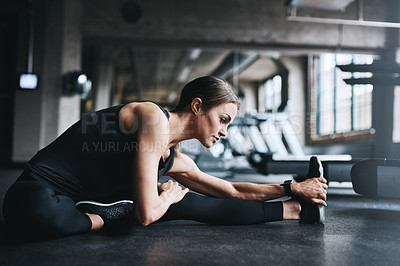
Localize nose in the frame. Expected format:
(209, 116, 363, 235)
(219, 126, 227, 137)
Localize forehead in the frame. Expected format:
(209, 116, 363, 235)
(209, 103, 238, 117)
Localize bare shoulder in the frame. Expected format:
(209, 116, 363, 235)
(124, 102, 167, 122)
(119, 102, 169, 134)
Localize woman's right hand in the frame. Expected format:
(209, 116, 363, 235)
(291, 177, 328, 206)
(159, 180, 189, 204)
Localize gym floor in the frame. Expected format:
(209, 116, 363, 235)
(1, 164, 400, 266)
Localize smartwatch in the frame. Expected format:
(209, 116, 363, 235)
(282, 180, 293, 197)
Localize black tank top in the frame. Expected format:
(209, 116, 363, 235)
(25, 101, 175, 202)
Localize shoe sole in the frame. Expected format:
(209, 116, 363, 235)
(318, 204, 325, 224)
(316, 157, 324, 177)
(316, 157, 326, 223)
(75, 199, 133, 207)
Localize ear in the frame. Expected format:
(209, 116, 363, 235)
(190, 98, 203, 115)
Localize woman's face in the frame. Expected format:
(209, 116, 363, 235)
(195, 102, 238, 148)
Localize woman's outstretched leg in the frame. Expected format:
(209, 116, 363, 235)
(159, 191, 284, 225)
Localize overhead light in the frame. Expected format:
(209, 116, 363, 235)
(178, 66, 191, 83)
(189, 49, 202, 60)
(167, 91, 177, 102)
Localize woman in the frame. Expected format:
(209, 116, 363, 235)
(3, 76, 327, 238)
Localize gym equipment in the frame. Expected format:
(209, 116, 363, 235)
(235, 112, 355, 182)
(351, 158, 400, 199)
(180, 110, 356, 182)
(255, 112, 304, 157)
(249, 153, 358, 182)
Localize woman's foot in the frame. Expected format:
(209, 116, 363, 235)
(307, 156, 324, 179)
(76, 200, 134, 228)
(299, 156, 326, 224)
(282, 199, 325, 223)
(298, 200, 325, 224)
(286, 156, 326, 223)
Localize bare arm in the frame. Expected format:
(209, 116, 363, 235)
(122, 103, 188, 226)
(166, 152, 286, 201)
(166, 152, 327, 204)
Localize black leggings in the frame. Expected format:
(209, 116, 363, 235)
(3, 181, 283, 238)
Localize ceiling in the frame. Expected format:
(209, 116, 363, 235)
(95, 45, 283, 106)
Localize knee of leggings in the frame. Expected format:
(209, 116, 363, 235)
(3, 181, 63, 233)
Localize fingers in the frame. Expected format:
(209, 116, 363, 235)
(169, 181, 188, 194)
(314, 188, 327, 205)
(173, 186, 189, 204)
(297, 177, 328, 206)
(318, 190, 327, 201)
(160, 180, 188, 204)
(312, 198, 327, 206)
(171, 182, 180, 190)
(162, 180, 181, 192)
(315, 177, 328, 190)
(302, 177, 327, 186)
(307, 177, 327, 184)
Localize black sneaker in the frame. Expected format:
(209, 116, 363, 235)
(306, 156, 324, 179)
(299, 156, 325, 224)
(76, 200, 134, 226)
(299, 201, 325, 224)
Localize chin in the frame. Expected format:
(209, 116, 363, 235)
(200, 141, 213, 148)
(204, 143, 213, 149)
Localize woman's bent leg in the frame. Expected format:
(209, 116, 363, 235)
(3, 181, 92, 238)
(160, 192, 283, 225)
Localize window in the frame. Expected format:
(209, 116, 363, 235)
(262, 75, 282, 112)
(312, 54, 375, 139)
(394, 86, 400, 143)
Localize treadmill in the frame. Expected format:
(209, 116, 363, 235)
(228, 114, 358, 182)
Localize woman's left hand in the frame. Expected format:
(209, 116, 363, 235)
(158, 181, 170, 195)
(291, 177, 328, 206)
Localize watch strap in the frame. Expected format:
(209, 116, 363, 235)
(282, 180, 293, 197)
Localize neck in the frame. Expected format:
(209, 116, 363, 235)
(167, 111, 196, 147)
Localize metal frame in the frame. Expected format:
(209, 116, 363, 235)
(287, 0, 400, 29)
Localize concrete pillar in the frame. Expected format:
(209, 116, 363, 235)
(39, 0, 63, 148)
(12, 0, 62, 162)
(372, 1, 398, 158)
(57, 0, 82, 135)
(94, 58, 113, 111)
(240, 81, 258, 114)
(12, 0, 83, 162)
(281, 56, 307, 147)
